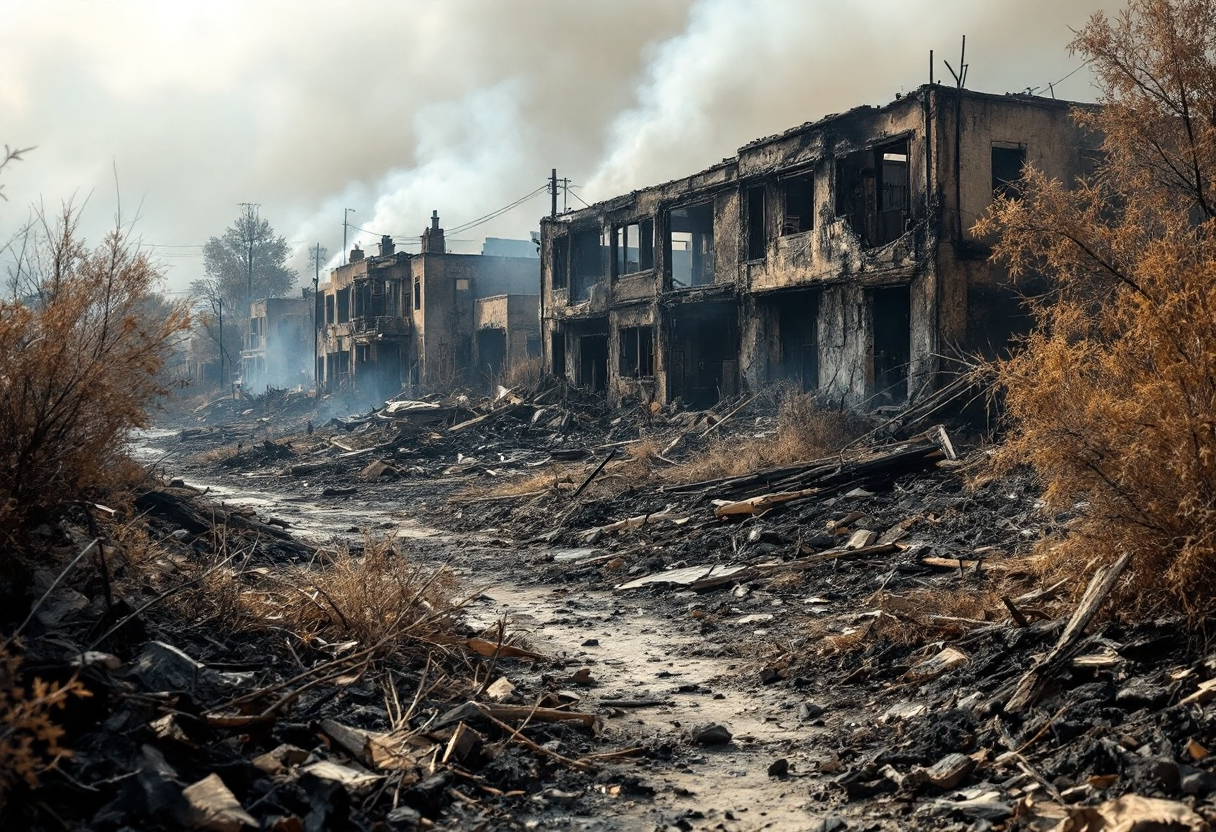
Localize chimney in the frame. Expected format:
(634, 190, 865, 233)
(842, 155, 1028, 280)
(421, 210, 445, 254)
(350, 244, 364, 263)
(379, 234, 395, 257)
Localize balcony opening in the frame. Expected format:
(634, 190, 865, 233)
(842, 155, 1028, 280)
(836, 137, 910, 248)
(781, 173, 814, 235)
(668, 202, 715, 287)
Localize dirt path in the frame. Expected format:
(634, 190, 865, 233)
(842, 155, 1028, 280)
(158, 455, 847, 830)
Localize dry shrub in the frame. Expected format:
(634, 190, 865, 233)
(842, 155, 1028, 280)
(0, 205, 189, 543)
(0, 641, 89, 808)
(669, 391, 869, 483)
(502, 355, 541, 390)
(234, 536, 458, 654)
(975, 1, 1216, 616)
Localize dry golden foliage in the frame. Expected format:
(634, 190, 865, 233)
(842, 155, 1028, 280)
(975, 0, 1216, 615)
(667, 392, 870, 483)
(502, 355, 542, 390)
(0, 642, 89, 808)
(173, 535, 459, 659)
(0, 205, 189, 541)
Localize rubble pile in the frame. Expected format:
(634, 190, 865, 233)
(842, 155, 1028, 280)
(19, 384, 1216, 830)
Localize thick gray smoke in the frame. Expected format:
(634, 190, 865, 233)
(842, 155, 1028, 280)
(0, 0, 1120, 290)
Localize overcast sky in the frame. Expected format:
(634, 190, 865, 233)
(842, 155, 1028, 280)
(0, 0, 1121, 295)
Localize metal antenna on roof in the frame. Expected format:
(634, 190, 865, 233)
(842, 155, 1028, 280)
(943, 35, 967, 90)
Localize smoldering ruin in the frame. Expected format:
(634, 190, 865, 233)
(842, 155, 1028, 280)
(11, 3, 1216, 831)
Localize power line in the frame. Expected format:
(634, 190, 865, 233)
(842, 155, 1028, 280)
(445, 185, 550, 235)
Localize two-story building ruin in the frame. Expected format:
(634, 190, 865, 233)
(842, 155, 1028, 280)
(317, 214, 539, 402)
(241, 295, 313, 393)
(540, 85, 1100, 410)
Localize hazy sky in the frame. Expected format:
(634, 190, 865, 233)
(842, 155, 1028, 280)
(0, 0, 1121, 294)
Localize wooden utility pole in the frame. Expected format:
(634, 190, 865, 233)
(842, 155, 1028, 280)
(551, 168, 558, 219)
(314, 243, 321, 394)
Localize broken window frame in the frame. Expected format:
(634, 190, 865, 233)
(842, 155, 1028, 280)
(336, 288, 350, 324)
(618, 326, 655, 378)
(612, 218, 655, 278)
(551, 233, 569, 290)
(746, 185, 767, 261)
(667, 201, 715, 288)
(780, 172, 814, 236)
(991, 142, 1027, 200)
(570, 225, 604, 301)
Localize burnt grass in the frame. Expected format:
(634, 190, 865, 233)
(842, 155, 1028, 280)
(8, 386, 1216, 831)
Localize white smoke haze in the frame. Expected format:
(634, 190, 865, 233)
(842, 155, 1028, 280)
(0, 0, 1121, 293)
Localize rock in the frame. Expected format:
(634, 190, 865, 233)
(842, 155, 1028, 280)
(691, 723, 733, 745)
(1115, 677, 1170, 711)
(811, 816, 848, 832)
(182, 773, 257, 832)
(798, 701, 826, 720)
(918, 753, 975, 790)
(581, 638, 600, 647)
(759, 667, 783, 684)
(768, 758, 789, 778)
(358, 460, 399, 480)
(131, 641, 204, 694)
(1179, 764, 1216, 796)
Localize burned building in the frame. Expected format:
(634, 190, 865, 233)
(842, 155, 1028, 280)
(540, 86, 1100, 410)
(240, 295, 313, 392)
(317, 215, 539, 401)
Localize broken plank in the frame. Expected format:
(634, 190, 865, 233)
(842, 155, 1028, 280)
(1005, 551, 1132, 713)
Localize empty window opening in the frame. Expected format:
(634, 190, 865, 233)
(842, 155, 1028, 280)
(992, 144, 1027, 199)
(570, 226, 604, 301)
(781, 173, 814, 235)
(526, 333, 541, 358)
(870, 285, 911, 404)
(455, 278, 471, 292)
(613, 219, 654, 277)
(336, 288, 350, 323)
(413, 278, 421, 310)
(618, 326, 654, 378)
(836, 137, 910, 248)
(325, 295, 335, 325)
(747, 186, 767, 261)
(578, 334, 608, 393)
(551, 234, 569, 290)
(668, 202, 715, 287)
(551, 332, 567, 377)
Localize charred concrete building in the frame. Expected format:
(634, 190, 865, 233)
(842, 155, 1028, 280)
(241, 295, 313, 392)
(317, 214, 539, 401)
(540, 86, 1100, 410)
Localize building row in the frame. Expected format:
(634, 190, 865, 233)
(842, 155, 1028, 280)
(237, 214, 541, 401)
(228, 85, 1099, 411)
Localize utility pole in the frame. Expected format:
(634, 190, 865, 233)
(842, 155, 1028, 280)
(314, 243, 321, 394)
(343, 208, 356, 264)
(550, 169, 558, 219)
